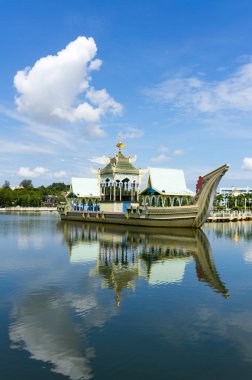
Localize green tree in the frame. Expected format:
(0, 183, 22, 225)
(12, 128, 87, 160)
(225, 194, 235, 209)
(0, 188, 13, 207)
(20, 179, 33, 189)
(2, 180, 10, 189)
(213, 194, 224, 210)
(46, 182, 69, 192)
(0, 181, 67, 207)
(245, 193, 252, 209)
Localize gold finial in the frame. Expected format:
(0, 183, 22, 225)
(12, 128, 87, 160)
(116, 141, 125, 151)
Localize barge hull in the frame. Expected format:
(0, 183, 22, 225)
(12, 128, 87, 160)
(60, 212, 196, 228)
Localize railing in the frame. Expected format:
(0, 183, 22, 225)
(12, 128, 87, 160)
(208, 210, 252, 222)
(210, 210, 252, 217)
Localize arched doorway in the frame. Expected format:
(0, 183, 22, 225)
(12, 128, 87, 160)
(181, 197, 188, 206)
(88, 199, 94, 211)
(174, 198, 180, 206)
(122, 178, 130, 201)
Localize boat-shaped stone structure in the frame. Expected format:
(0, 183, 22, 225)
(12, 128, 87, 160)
(59, 165, 228, 228)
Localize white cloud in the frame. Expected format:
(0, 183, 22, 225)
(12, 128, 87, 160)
(0, 107, 74, 149)
(27, 123, 75, 149)
(53, 170, 67, 178)
(18, 166, 48, 178)
(173, 149, 184, 156)
(130, 155, 137, 163)
(151, 147, 184, 163)
(146, 62, 252, 113)
(156, 146, 183, 156)
(158, 146, 169, 153)
(85, 124, 106, 137)
(17, 167, 69, 180)
(88, 58, 102, 71)
(242, 157, 252, 170)
(0, 138, 52, 154)
(119, 127, 144, 139)
(151, 154, 170, 163)
(88, 155, 110, 165)
(90, 167, 99, 175)
(86, 88, 122, 115)
(14, 36, 122, 135)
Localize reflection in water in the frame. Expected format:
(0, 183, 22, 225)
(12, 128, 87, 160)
(62, 222, 228, 302)
(9, 284, 118, 380)
(8, 219, 229, 380)
(204, 221, 252, 242)
(204, 222, 252, 267)
(244, 247, 252, 263)
(10, 291, 94, 380)
(0, 213, 62, 251)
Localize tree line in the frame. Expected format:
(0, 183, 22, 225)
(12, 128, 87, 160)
(214, 193, 252, 211)
(0, 179, 69, 207)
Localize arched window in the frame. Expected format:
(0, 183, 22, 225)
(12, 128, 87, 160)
(145, 196, 150, 206)
(122, 178, 130, 190)
(181, 197, 188, 206)
(165, 197, 171, 207)
(174, 198, 180, 206)
(158, 197, 163, 207)
(151, 197, 156, 207)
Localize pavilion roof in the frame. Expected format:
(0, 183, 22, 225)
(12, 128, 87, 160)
(140, 168, 194, 196)
(100, 152, 139, 175)
(70, 177, 100, 198)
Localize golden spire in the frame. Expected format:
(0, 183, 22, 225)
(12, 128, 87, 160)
(116, 141, 125, 151)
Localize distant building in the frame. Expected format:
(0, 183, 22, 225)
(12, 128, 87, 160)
(12, 185, 24, 190)
(43, 195, 58, 206)
(219, 187, 252, 206)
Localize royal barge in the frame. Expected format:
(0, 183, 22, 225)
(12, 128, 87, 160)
(58, 164, 228, 228)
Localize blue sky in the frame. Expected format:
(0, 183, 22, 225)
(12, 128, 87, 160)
(1, 0, 252, 189)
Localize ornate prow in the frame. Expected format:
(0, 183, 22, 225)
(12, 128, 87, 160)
(192, 164, 229, 228)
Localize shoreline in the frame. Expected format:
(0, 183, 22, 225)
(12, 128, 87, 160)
(0, 208, 251, 223)
(0, 207, 57, 212)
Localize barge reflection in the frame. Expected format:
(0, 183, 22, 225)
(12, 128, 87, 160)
(62, 222, 228, 301)
(8, 220, 229, 380)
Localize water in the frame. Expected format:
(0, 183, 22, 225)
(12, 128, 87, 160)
(1, 213, 252, 379)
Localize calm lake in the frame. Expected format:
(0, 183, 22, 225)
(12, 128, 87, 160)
(1, 213, 252, 380)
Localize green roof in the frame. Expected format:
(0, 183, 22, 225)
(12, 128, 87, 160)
(100, 152, 139, 174)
